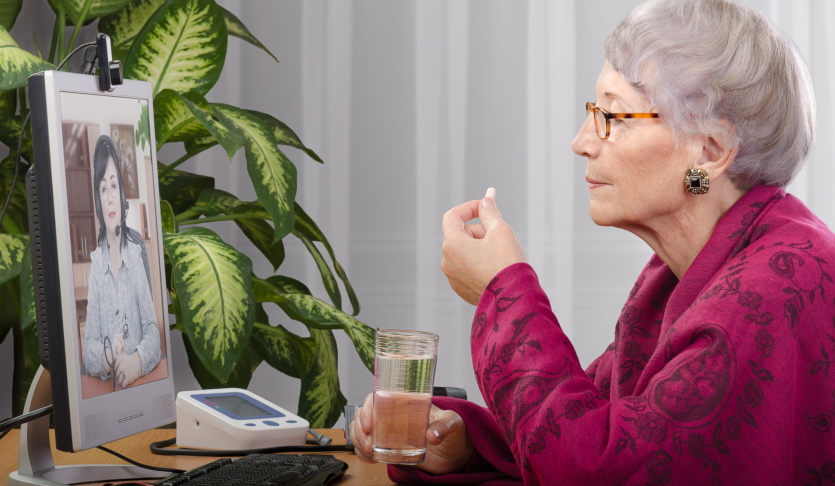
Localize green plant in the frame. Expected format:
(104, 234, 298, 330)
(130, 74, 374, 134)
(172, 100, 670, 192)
(0, 0, 375, 428)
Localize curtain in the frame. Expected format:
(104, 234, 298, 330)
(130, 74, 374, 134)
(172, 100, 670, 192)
(3, 0, 831, 423)
(178, 0, 835, 420)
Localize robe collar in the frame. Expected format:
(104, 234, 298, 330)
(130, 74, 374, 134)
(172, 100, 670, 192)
(661, 185, 786, 327)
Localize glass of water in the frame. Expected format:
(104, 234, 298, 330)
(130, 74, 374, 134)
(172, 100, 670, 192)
(371, 329, 439, 464)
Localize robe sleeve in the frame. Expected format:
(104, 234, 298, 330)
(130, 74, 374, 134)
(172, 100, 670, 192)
(387, 397, 522, 485)
(394, 262, 795, 486)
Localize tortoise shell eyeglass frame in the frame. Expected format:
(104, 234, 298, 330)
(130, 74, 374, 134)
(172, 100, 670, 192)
(585, 102, 660, 139)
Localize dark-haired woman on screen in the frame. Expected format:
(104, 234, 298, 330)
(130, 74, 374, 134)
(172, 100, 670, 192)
(83, 135, 159, 389)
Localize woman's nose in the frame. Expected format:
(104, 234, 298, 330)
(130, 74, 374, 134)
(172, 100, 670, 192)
(571, 115, 600, 160)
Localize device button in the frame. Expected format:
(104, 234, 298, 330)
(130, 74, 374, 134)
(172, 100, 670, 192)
(245, 423, 256, 426)
(262, 420, 279, 426)
(286, 420, 297, 423)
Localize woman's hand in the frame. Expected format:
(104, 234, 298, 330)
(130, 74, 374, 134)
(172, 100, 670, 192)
(114, 351, 142, 388)
(441, 188, 526, 305)
(349, 392, 475, 475)
(112, 333, 125, 356)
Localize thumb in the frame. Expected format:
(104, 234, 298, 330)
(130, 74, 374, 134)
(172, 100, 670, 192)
(479, 187, 503, 232)
(426, 410, 463, 445)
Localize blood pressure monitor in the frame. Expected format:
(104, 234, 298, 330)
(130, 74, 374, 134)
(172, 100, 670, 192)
(176, 389, 309, 451)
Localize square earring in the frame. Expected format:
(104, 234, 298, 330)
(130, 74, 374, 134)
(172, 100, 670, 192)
(685, 168, 710, 195)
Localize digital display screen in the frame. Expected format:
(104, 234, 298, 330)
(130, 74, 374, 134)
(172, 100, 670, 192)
(208, 395, 271, 418)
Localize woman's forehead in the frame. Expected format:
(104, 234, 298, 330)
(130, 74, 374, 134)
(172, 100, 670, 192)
(596, 61, 643, 110)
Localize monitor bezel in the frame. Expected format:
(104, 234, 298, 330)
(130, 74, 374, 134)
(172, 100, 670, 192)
(36, 70, 175, 451)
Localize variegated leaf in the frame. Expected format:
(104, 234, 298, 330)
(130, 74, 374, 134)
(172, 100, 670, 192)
(0, 154, 29, 233)
(153, 89, 211, 147)
(0, 234, 27, 285)
(181, 332, 262, 389)
(298, 329, 346, 428)
(98, 0, 167, 61)
(266, 275, 310, 296)
(45, 0, 94, 26)
(180, 95, 242, 160)
(183, 134, 217, 155)
(294, 229, 340, 311)
(19, 240, 35, 330)
(251, 322, 304, 379)
(158, 162, 214, 214)
(160, 199, 177, 233)
(212, 104, 296, 242)
(192, 191, 284, 271)
(294, 203, 359, 315)
(193, 188, 239, 217)
(59, 0, 132, 25)
(163, 227, 255, 381)
(0, 27, 53, 90)
(0, 0, 21, 35)
(255, 279, 374, 373)
(247, 110, 323, 164)
(0, 115, 32, 163)
(0, 89, 16, 118)
(220, 7, 278, 63)
(232, 204, 284, 271)
(124, 0, 227, 97)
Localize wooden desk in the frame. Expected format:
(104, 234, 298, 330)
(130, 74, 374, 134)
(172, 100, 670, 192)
(0, 428, 394, 486)
(80, 358, 169, 399)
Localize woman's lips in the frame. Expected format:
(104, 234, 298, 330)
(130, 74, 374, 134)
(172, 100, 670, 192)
(108, 211, 116, 219)
(586, 177, 609, 190)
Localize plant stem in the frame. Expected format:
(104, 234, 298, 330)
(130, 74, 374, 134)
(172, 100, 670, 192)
(47, 17, 59, 64)
(65, 0, 94, 58)
(33, 31, 44, 60)
(178, 213, 266, 226)
(159, 151, 198, 178)
(175, 209, 200, 222)
(57, 5, 66, 64)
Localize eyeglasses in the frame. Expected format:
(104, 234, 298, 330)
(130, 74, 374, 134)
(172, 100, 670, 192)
(585, 102, 660, 140)
(100, 180, 119, 200)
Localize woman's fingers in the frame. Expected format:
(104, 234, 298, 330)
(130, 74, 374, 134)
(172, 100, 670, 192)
(426, 408, 465, 446)
(360, 393, 373, 434)
(442, 200, 482, 238)
(464, 223, 486, 239)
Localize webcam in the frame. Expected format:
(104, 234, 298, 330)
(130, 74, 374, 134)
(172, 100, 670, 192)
(83, 33, 123, 92)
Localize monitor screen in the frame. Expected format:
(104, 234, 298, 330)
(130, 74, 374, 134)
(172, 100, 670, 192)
(58, 91, 169, 399)
(208, 395, 271, 418)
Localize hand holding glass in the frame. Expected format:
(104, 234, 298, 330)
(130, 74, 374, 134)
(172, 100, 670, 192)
(371, 330, 439, 464)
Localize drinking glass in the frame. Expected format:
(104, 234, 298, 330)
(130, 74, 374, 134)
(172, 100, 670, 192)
(371, 329, 439, 464)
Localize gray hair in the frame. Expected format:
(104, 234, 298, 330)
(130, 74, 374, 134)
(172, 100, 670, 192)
(604, 0, 816, 189)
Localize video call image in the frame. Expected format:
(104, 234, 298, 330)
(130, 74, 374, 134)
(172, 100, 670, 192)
(59, 92, 168, 399)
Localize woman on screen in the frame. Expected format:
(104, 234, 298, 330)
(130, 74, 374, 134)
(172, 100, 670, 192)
(83, 135, 160, 389)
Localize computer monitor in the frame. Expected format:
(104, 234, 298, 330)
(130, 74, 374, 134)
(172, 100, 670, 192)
(27, 70, 175, 453)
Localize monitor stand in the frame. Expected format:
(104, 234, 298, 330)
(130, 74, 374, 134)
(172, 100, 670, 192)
(9, 366, 170, 486)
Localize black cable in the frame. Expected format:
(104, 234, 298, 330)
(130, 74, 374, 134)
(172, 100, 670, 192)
(97, 445, 185, 474)
(0, 404, 53, 434)
(0, 41, 96, 230)
(0, 429, 10, 441)
(149, 438, 348, 457)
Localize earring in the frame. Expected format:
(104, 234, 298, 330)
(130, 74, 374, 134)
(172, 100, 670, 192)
(685, 168, 709, 195)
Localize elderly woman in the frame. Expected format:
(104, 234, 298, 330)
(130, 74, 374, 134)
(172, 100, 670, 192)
(350, 0, 835, 484)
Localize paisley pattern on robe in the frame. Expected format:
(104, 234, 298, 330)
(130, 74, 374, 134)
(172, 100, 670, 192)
(389, 185, 835, 486)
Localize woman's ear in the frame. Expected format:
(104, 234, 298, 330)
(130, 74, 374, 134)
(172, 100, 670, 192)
(697, 121, 737, 181)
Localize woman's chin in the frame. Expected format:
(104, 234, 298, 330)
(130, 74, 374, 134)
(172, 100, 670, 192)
(588, 200, 620, 227)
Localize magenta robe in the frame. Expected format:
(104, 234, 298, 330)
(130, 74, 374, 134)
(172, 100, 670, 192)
(390, 185, 835, 485)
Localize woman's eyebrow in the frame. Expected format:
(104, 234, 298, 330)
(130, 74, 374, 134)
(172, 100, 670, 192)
(604, 91, 633, 111)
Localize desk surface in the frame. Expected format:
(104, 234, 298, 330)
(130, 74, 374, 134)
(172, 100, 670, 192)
(0, 429, 394, 486)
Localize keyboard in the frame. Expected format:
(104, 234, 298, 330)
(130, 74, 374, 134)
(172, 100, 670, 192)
(157, 454, 348, 486)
